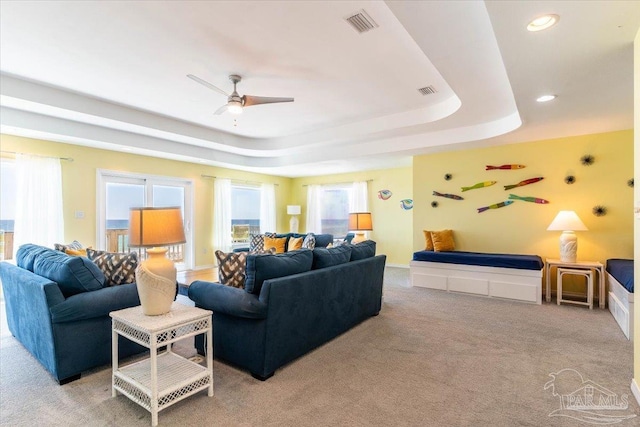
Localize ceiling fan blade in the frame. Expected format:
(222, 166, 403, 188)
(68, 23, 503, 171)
(243, 95, 294, 107)
(187, 74, 229, 97)
(214, 104, 228, 115)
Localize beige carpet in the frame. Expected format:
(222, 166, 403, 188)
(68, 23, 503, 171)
(0, 267, 637, 426)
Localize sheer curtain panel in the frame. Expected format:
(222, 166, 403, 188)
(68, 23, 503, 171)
(306, 184, 323, 233)
(213, 178, 232, 253)
(350, 181, 369, 212)
(13, 154, 64, 253)
(260, 183, 276, 233)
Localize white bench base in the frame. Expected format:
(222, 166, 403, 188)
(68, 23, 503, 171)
(410, 260, 542, 304)
(607, 272, 634, 340)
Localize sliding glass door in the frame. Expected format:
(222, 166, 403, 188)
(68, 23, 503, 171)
(98, 170, 193, 270)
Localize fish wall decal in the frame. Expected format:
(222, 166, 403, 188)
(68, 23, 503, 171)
(461, 181, 497, 192)
(400, 199, 413, 210)
(432, 191, 464, 200)
(503, 177, 544, 190)
(477, 200, 513, 213)
(486, 164, 526, 170)
(508, 194, 549, 204)
(378, 189, 392, 200)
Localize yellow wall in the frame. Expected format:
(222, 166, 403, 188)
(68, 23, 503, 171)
(413, 129, 633, 266)
(0, 134, 292, 268)
(633, 27, 639, 401)
(291, 167, 414, 266)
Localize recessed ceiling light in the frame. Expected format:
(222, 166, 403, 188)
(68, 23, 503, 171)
(536, 95, 557, 103)
(527, 14, 559, 32)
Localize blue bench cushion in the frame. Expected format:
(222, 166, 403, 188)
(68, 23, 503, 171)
(412, 250, 543, 271)
(606, 259, 634, 293)
(33, 250, 105, 297)
(245, 249, 313, 295)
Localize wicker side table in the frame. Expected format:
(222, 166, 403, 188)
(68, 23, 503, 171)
(110, 303, 213, 426)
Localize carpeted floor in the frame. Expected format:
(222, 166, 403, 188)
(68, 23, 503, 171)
(0, 267, 637, 426)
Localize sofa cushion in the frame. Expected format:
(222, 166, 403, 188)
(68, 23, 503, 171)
(16, 244, 56, 271)
(86, 249, 138, 286)
(422, 230, 434, 251)
(33, 250, 105, 296)
(313, 234, 333, 248)
(249, 233, 276, 252)
(349, 240, 376, 261)
(245, 249, 313, 295)
(431, 229, 455, 252)
(312, 245, 352, 270)
(216, 250, 248, 288)
(54, 240, 84, 252)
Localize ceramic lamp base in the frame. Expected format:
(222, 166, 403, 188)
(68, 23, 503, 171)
(352, 232, 366, 244)
(559, 231, 578, 263)
(289, 216, 299, 233)
(136, 247, 176, 316)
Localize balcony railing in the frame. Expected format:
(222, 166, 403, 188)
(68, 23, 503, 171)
(106, 228, 184, 262)
(0, 231, 13, 261)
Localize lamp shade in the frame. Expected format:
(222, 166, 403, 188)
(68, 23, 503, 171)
(129, 207, 186, 248)
(349, 212, 373, 231)
(546, 211, 588, 231)
(287, 205, 301, 215)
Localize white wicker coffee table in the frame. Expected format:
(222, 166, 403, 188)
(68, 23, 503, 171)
(110, 303, 213, 426)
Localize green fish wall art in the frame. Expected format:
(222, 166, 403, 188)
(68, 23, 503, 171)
(503, 177, 544, 190)
(461, 181, 497, 192)
(477, 200, 513, 213)
(508, 194, 549, 204)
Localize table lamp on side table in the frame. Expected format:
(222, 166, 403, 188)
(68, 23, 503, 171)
(129, 207, 186, 315)
(546, 210, 588, 263)
(349, 212, 373, 244)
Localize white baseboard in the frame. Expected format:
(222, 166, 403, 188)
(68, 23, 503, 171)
(632, 378, 640, 406)
(386, 263, 409, 269)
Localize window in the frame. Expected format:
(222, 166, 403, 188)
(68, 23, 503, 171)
(320, 185, 351, 237)
(0, 160, 16, 260)
(231, 185, 260, 240)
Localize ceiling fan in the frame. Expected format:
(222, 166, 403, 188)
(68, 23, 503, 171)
(187, 74, 294, 115)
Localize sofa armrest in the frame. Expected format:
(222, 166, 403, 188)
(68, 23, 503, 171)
(188, 281, 267, 319)
(49, 283, 140, 323)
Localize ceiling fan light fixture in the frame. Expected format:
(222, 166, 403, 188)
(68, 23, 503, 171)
(527, 14, 559, 32)
(227, 100, 243, 114)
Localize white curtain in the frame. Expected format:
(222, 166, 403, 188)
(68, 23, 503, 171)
(306, 184, 323, 233)
(13, 154, 64, 252)
(260, 183, 276, 233)
(213, 178, 232, 253)
(350, 181, 369, 212)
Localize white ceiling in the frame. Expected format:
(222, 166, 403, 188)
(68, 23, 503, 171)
(1, 1, 638, 177)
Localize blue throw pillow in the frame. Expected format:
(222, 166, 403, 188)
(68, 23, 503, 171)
(33, 250, 105, 297)
(245, 249, 313, 295)
(16, 244, 56, 271)
(312, 245, 352, 270)
(349, 240, 376, 261)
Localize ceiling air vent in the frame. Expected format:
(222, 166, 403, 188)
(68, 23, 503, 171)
(418, 86, 438, 96)
(345, 10, 378, 33)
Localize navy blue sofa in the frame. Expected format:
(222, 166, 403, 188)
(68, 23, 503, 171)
(0, 244, 145, 384)
(188, 241, 385, 380)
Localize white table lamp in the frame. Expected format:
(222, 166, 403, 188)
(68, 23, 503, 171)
(287, 205, 301, 233)
(129, 207, 186, 315)
(547, 210, 588, 263)
(349, 212, 373, 244)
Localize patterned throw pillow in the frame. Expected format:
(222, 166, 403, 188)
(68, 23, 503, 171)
(54, 240, 84, 252)
(249, 233, 276, 252)
(86, 248, 138, 286)
(302, 233, 316, 249)
(216, 249, 275, 288)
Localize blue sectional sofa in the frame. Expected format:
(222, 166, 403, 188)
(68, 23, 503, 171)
(188, 240, 385, 380)
(0, 244, 145, 384)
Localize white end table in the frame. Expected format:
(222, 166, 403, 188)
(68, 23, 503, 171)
(110, 303, 213, 426)
(544, 259, 605, 309)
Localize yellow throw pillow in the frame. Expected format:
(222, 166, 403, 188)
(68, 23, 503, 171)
(288, 236, 304, 251)
(264, 236, 288, 254)
(422, 230, 434, 251)
(430, 230, 455, 252)
(65, 248, 88, 257)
